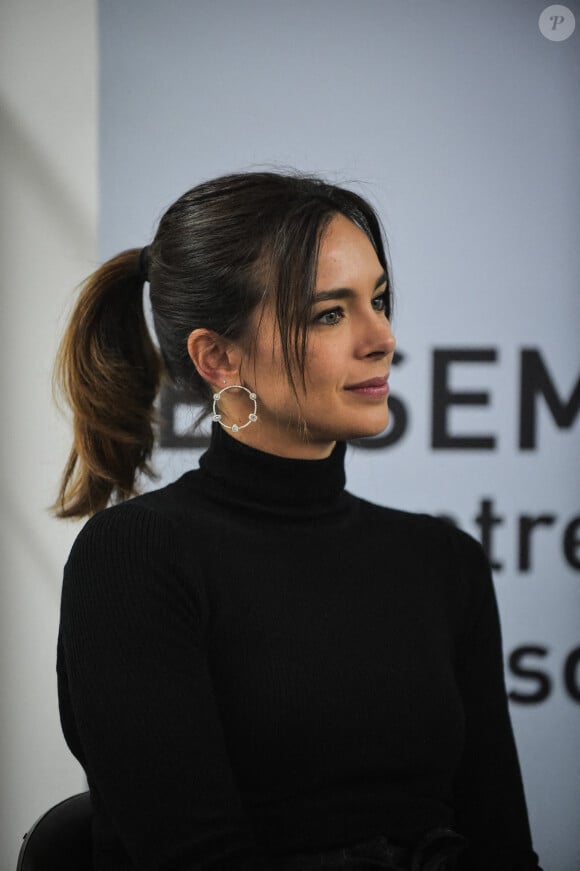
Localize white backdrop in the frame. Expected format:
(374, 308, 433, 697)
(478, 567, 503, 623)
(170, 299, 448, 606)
(99, 2, 579, 868)
(2, 1, 576, 869)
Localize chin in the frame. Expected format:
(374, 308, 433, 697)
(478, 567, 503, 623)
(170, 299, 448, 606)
(304, 403, 390, 443)
(339, 410, 390, 442)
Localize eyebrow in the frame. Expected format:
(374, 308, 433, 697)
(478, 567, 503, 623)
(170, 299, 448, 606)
(313, 271, 388, 303)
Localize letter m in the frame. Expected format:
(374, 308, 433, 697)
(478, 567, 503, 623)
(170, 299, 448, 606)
(519, 349, 580, 449)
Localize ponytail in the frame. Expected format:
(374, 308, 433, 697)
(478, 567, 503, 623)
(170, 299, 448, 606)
(53, 249, 163, 519)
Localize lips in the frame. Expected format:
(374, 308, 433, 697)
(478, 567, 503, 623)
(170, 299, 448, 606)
(345, 376, 389, 390)
(344, 375, 389, 399)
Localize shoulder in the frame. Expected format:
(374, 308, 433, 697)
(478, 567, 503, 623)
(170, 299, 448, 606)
(59, 485, 212, 671)
(351, 494, 492, 606)
(353, 494, 481, 553)
(67, 493, 175, 565)
(62, 475, 204, 605)
(67, 472, 200, 559)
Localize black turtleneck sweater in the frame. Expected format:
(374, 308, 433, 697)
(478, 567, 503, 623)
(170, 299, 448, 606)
(57, 426, 541, 871)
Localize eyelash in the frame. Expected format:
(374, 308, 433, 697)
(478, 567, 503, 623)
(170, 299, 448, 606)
(314, 292, 390, 326)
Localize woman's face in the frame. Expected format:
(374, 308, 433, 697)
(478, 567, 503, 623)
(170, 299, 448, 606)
(231, 213, 396, 459)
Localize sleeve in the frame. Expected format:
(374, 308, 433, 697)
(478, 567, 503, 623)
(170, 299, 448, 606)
(58, 502, 265, 871)
(450, 528, 543, 871)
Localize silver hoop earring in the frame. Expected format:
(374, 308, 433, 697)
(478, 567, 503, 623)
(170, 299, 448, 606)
(212, 385, 258, 432)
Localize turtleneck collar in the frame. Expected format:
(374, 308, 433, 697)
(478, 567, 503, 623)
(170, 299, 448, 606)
(198, 424, 348, 516)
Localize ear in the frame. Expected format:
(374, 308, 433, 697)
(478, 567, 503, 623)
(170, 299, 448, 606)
(187, 328, 241, 388)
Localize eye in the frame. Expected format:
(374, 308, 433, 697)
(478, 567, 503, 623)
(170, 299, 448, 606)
(371, 292, 389, 314)
(315, 307, 344, 326)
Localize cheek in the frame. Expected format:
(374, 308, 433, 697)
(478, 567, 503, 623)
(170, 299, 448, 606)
(302, 343, 344, 392)
(249, 328, 343, 401)
(250, 352, 293, 405)
(244, 338, 284, 386)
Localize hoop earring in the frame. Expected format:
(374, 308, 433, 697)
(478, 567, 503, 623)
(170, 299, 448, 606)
(212, 385, 258, 433)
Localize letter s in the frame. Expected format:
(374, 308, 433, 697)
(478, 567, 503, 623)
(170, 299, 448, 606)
(508, 645, 551, 704)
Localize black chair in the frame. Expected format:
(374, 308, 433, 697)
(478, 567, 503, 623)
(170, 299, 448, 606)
(17, 791, 92, 870)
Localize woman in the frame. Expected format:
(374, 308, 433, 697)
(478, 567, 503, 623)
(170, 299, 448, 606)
(55, 171, 542, 870)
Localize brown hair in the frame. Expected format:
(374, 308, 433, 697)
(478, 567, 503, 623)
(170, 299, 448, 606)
(54, 171, 391, 518)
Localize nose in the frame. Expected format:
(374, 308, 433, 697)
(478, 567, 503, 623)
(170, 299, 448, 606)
(359, 314, 396, 360)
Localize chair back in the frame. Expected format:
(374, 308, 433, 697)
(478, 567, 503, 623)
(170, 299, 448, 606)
(17, 791, 92, 871)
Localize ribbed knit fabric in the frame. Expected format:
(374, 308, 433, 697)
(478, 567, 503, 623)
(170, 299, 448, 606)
(57, 425, 541, 871)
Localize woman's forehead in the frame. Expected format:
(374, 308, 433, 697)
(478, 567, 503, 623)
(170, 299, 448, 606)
(316, 215, 382, 291)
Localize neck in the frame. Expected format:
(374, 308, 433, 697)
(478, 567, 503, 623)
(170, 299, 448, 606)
(198, 424, 348, 517)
